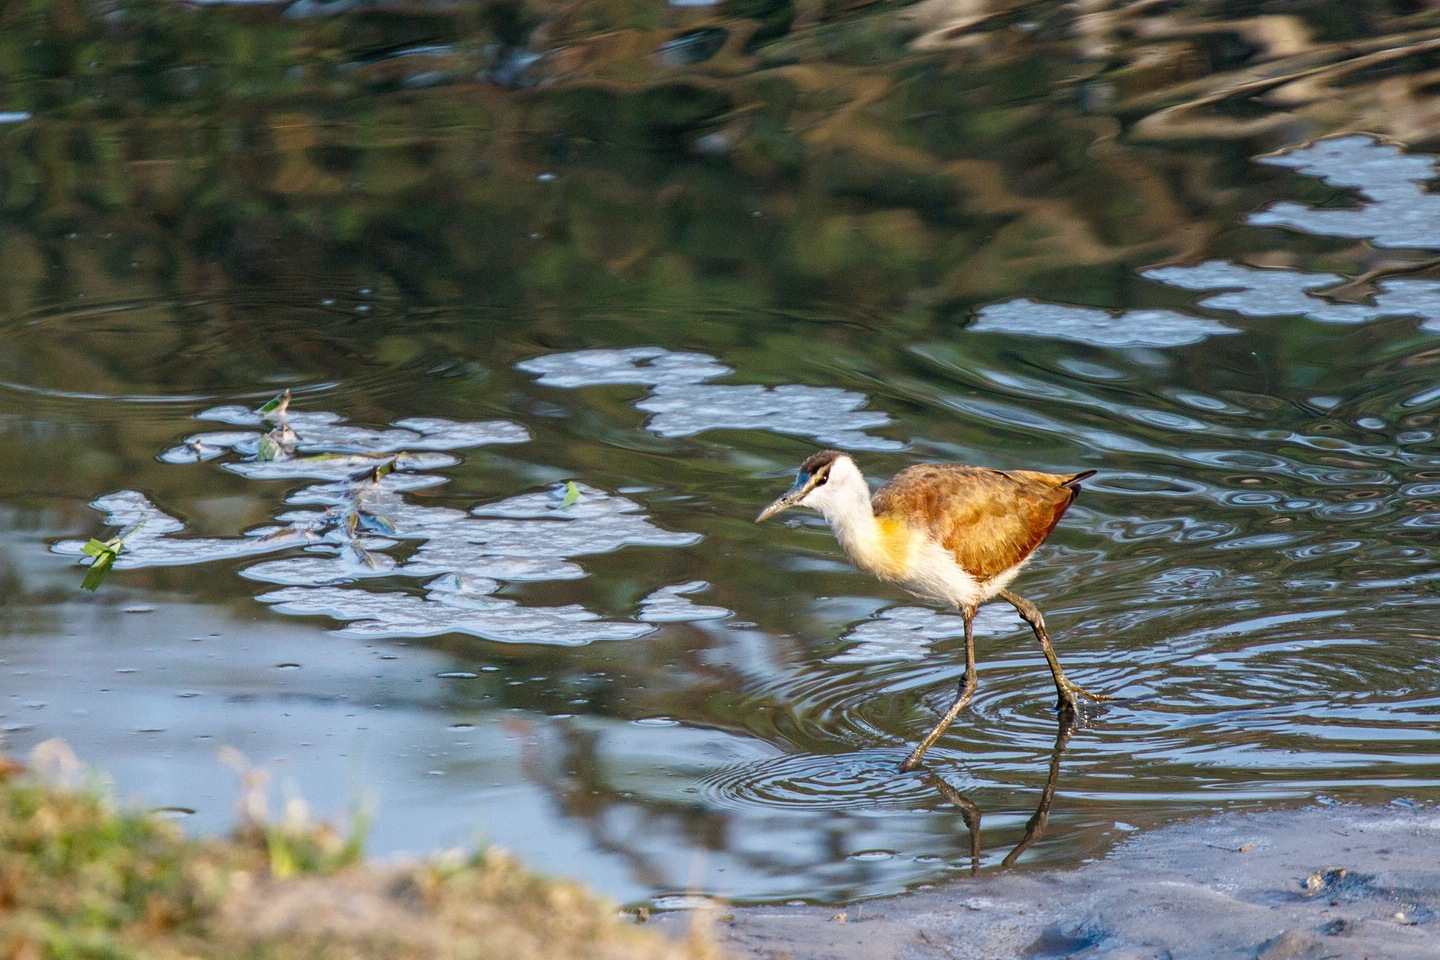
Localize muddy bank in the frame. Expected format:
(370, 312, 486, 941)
(655, 804, 1440, 959)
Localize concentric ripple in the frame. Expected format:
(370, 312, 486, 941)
(697, 750, 950, 811)
(0, 293, 464, 416)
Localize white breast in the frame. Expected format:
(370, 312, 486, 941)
(893, 537, 1028, 611)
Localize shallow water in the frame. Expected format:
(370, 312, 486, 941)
(4, 1, 1440, 907)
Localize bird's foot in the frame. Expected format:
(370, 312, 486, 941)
(1055, 680, 1113, 716)
(1058, 680, 1113, 705)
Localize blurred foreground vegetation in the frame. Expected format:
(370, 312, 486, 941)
(0, 746, 719, 960)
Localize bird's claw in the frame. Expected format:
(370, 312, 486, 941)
(1055, 681, 1113, 715)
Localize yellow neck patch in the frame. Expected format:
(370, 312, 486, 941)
(846, 515, 916, 581)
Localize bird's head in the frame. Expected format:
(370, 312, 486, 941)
(756, 449, 858, 522)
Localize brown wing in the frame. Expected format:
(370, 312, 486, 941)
(871, 465, 1089, 581)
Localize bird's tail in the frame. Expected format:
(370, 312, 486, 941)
(1062, 469, 1097, 489)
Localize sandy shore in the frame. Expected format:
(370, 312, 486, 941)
(656, 804, 1440, 959)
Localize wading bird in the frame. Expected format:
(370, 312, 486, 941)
(757, 450, 1108, 772)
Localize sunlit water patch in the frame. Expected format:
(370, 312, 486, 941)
(259, 577, 654, 644)
(53, 395, 705, 644)
(1250, 135, 1440, 248)
(1143, 262, 1377, 324)
(396, 482, 700, 584)
(1147, 260, 1440, 331)
(980, 136, 1440, 351)
(969, 300, 1236, 347)
(519, 346, 904, 450)
(638, 581, 732, 623)
(828, 605, 1020, 664)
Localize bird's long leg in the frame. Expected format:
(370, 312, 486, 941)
(899, 605, 977, 773)
(998, 589, 1112, 712)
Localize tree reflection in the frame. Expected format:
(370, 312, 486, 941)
(6, 0, 1440, 352)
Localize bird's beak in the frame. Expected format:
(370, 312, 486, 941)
(756, 474, 808, 522)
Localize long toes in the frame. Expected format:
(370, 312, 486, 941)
(1058, 681, 1112, 704)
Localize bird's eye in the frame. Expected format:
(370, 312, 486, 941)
(813, 470, 829, 486)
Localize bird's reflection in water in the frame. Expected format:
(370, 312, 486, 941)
(509, 709, 1081, 901)
(926, 715, 1074, 873)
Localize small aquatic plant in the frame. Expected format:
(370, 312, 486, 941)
(79, 521, 144, 591)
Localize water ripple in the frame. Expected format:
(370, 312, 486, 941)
(698, 751, 944, 811)
(0, 294, 456, 415)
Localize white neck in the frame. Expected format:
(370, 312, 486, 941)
(801, 458, 882, 565)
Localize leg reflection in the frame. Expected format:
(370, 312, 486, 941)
(928, 777, 982, 874)
(926, 713, 1074, 870)
(1001, 715, 1073, 867)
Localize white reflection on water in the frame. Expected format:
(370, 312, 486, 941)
(399, 482, 700, 582)
(969, 299, 1236, 347)
(519, 347, 731, 387)
(259, 576, 653, 644)
(1143, 262, 1375, 324)
(1147, 261, 1440, 332)
(978, 137, 1440, 347)
(59, 400, 712, 645)
(828, 605, 1020, 663)
(54, 489, 297, 567)
(519, 346, 904, 450)
(1250, 135, 1440, 249)
(639, 580, 732, 622)
(165, 407, 530, 466)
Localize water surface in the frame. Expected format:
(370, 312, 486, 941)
(3, 0, 1440, 907)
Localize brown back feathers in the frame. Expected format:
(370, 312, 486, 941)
(871, 465, 1089, 581)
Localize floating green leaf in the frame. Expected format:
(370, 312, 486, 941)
(257, 389, 291, 416)
(560, 481, 581, 508)
(80, 537, 122, 592)
(256, 433, 278, 462)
